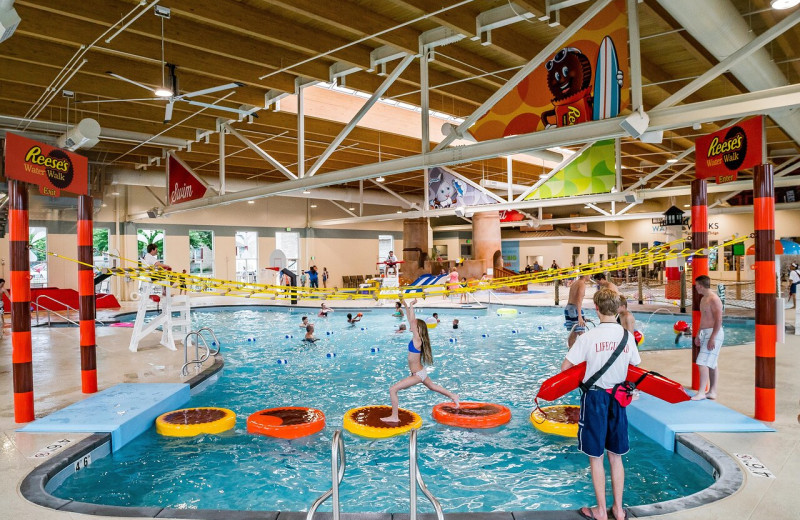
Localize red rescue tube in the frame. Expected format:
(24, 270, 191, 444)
(536, 362, 689, 404)
(432, 402, 511, 429)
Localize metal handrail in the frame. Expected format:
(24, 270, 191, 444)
(409, 429, 443, 520)
(487, 290, 508, 306)
(181, 327, 220, 376)
(307, 430, 346, 520)
(33, 294, 108, 327)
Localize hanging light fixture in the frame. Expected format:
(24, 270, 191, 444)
(771, 0, 800, 9)
(153, 12, 173, 98)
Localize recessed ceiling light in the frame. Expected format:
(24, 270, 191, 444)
(376, 176, 385, 182)
(349, 207, 355, 211)
(154, 87, 172, 98)
(396, 210, 402, 213)
(771, 0, 800, 9)
(310, 204, 318, 208)
(110, 191, 119, 196)
(683, 204, 691, 208)
(302, 189, 311, 194)
(247, 200, 255, 204)
(666, 158, 679, 163)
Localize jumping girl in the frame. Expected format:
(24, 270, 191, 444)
(381, 298, 459, 423)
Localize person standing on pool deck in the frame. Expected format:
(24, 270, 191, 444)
(692, 275, 724, 401)
(562, 288, 640, 520)
(0, 278, 10, 337)
(306, 266, 319, 289)
(322, 267, 329, 289)
(787, 262, 799, 308)
(566, 273, 590, 347)
(381, 298, 459, 423)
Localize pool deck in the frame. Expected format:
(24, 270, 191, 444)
(2, 293, 798, 520)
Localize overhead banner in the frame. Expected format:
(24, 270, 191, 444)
(167, 154, 207, 205)
(468, 0, 629, 140)
(428, 166, 499, 209)
(525, 139, 616, 200)
(3, 132, 88, 197)
(695, 116, 763, 184)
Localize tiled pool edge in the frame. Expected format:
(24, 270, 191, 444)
(19, 345, 745, 520)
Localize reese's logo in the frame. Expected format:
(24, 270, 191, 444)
(706, 126, 747, 171)
(24, 146, 74, 189)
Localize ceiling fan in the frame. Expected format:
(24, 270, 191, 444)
(76, 7, 254, 123)
(96, 63, 249, 123)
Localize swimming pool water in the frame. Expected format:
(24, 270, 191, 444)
(54, 306, 751, 513)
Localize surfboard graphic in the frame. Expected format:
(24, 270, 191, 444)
(592, 36, 621, 120)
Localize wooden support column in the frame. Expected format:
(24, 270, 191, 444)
(10, 180, 34, 423)
(78, 195, 98, 393)
(691, 179, 708, 390)
(753, 164, 776, 422)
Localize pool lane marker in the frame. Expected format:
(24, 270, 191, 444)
(734, 453, 775, 478)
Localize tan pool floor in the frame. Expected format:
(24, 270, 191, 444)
(2, 295, 798, 519)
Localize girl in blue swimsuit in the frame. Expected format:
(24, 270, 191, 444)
(381, 298, 459, 423)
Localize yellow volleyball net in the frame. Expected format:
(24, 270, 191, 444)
(41, 234, 747, 301)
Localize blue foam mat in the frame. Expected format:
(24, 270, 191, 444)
(628, 391, 774, 451)
(19, 383, 190, 451)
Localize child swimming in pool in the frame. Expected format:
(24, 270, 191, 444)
(319, 303, 334, 317)
(347, 312, 362, 325)
(381, 298, 459, 423)
(304, 324, 318, 343)
(393, 301, 404, 318)
(395, 323, 407, 334)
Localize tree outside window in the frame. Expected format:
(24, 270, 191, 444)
(29, 227, 47, 287)
(189, 230, 214, 277)
(137, 229, 165, 261)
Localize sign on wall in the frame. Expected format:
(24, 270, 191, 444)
(468, 0, 629, 140)
(428, 166, 499, 210)
(167, 154, 208, 205)
(501, 241, 520, 272)
(695, 116, 763, 184)
(3, 132, 88, 197)
(525, 139, 616, 200)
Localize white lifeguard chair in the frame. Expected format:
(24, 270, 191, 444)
(129, 282, 191, 352)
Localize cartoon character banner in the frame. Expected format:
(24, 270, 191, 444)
(428, 166, 499, 210)
(468, 0, 629, 140)
(524, 139, 616, 200)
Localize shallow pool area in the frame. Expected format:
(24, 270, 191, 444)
(51, 306, 752, 513)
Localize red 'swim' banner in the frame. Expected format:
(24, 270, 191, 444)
(695, 116, 763, 184)
(167, 154, 207, 205)
(3, 132, 88, 196)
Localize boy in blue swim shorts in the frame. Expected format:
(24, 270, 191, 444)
(562, 288, 640, 520)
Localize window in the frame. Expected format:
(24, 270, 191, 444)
(379, 235, 394, 262)
(275, 231, 299, 274)
(709, 240, 719, 271)
(189, 230, 214, 277)
(632, 242, 649, 253)
(236, 231, 259, 283)
(93, 228, 111, 293)
(137, 229, 165, 262)
(431, 245, 448, 261)
(29, 227, 47, 288)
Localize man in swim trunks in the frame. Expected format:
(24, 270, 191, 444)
(593, 273, 619, 294)
(385, 251, 399, 275)
(562, 288, 640, 520)
(566, 273, 590, 347)
(299, 316, 313, 328)
(692, 275, 724, 401)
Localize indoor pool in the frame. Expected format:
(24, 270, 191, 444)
(53, 305, 752, 513)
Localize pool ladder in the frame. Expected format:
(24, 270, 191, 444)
(307, 429, 443, 520)
(181, 327, 220, 376)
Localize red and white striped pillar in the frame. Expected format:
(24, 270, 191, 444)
(78, 195, 98, 393)
(690, 179, 708, 390)
(753, 164, 776, 421)
(9, 180, 34, 423)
